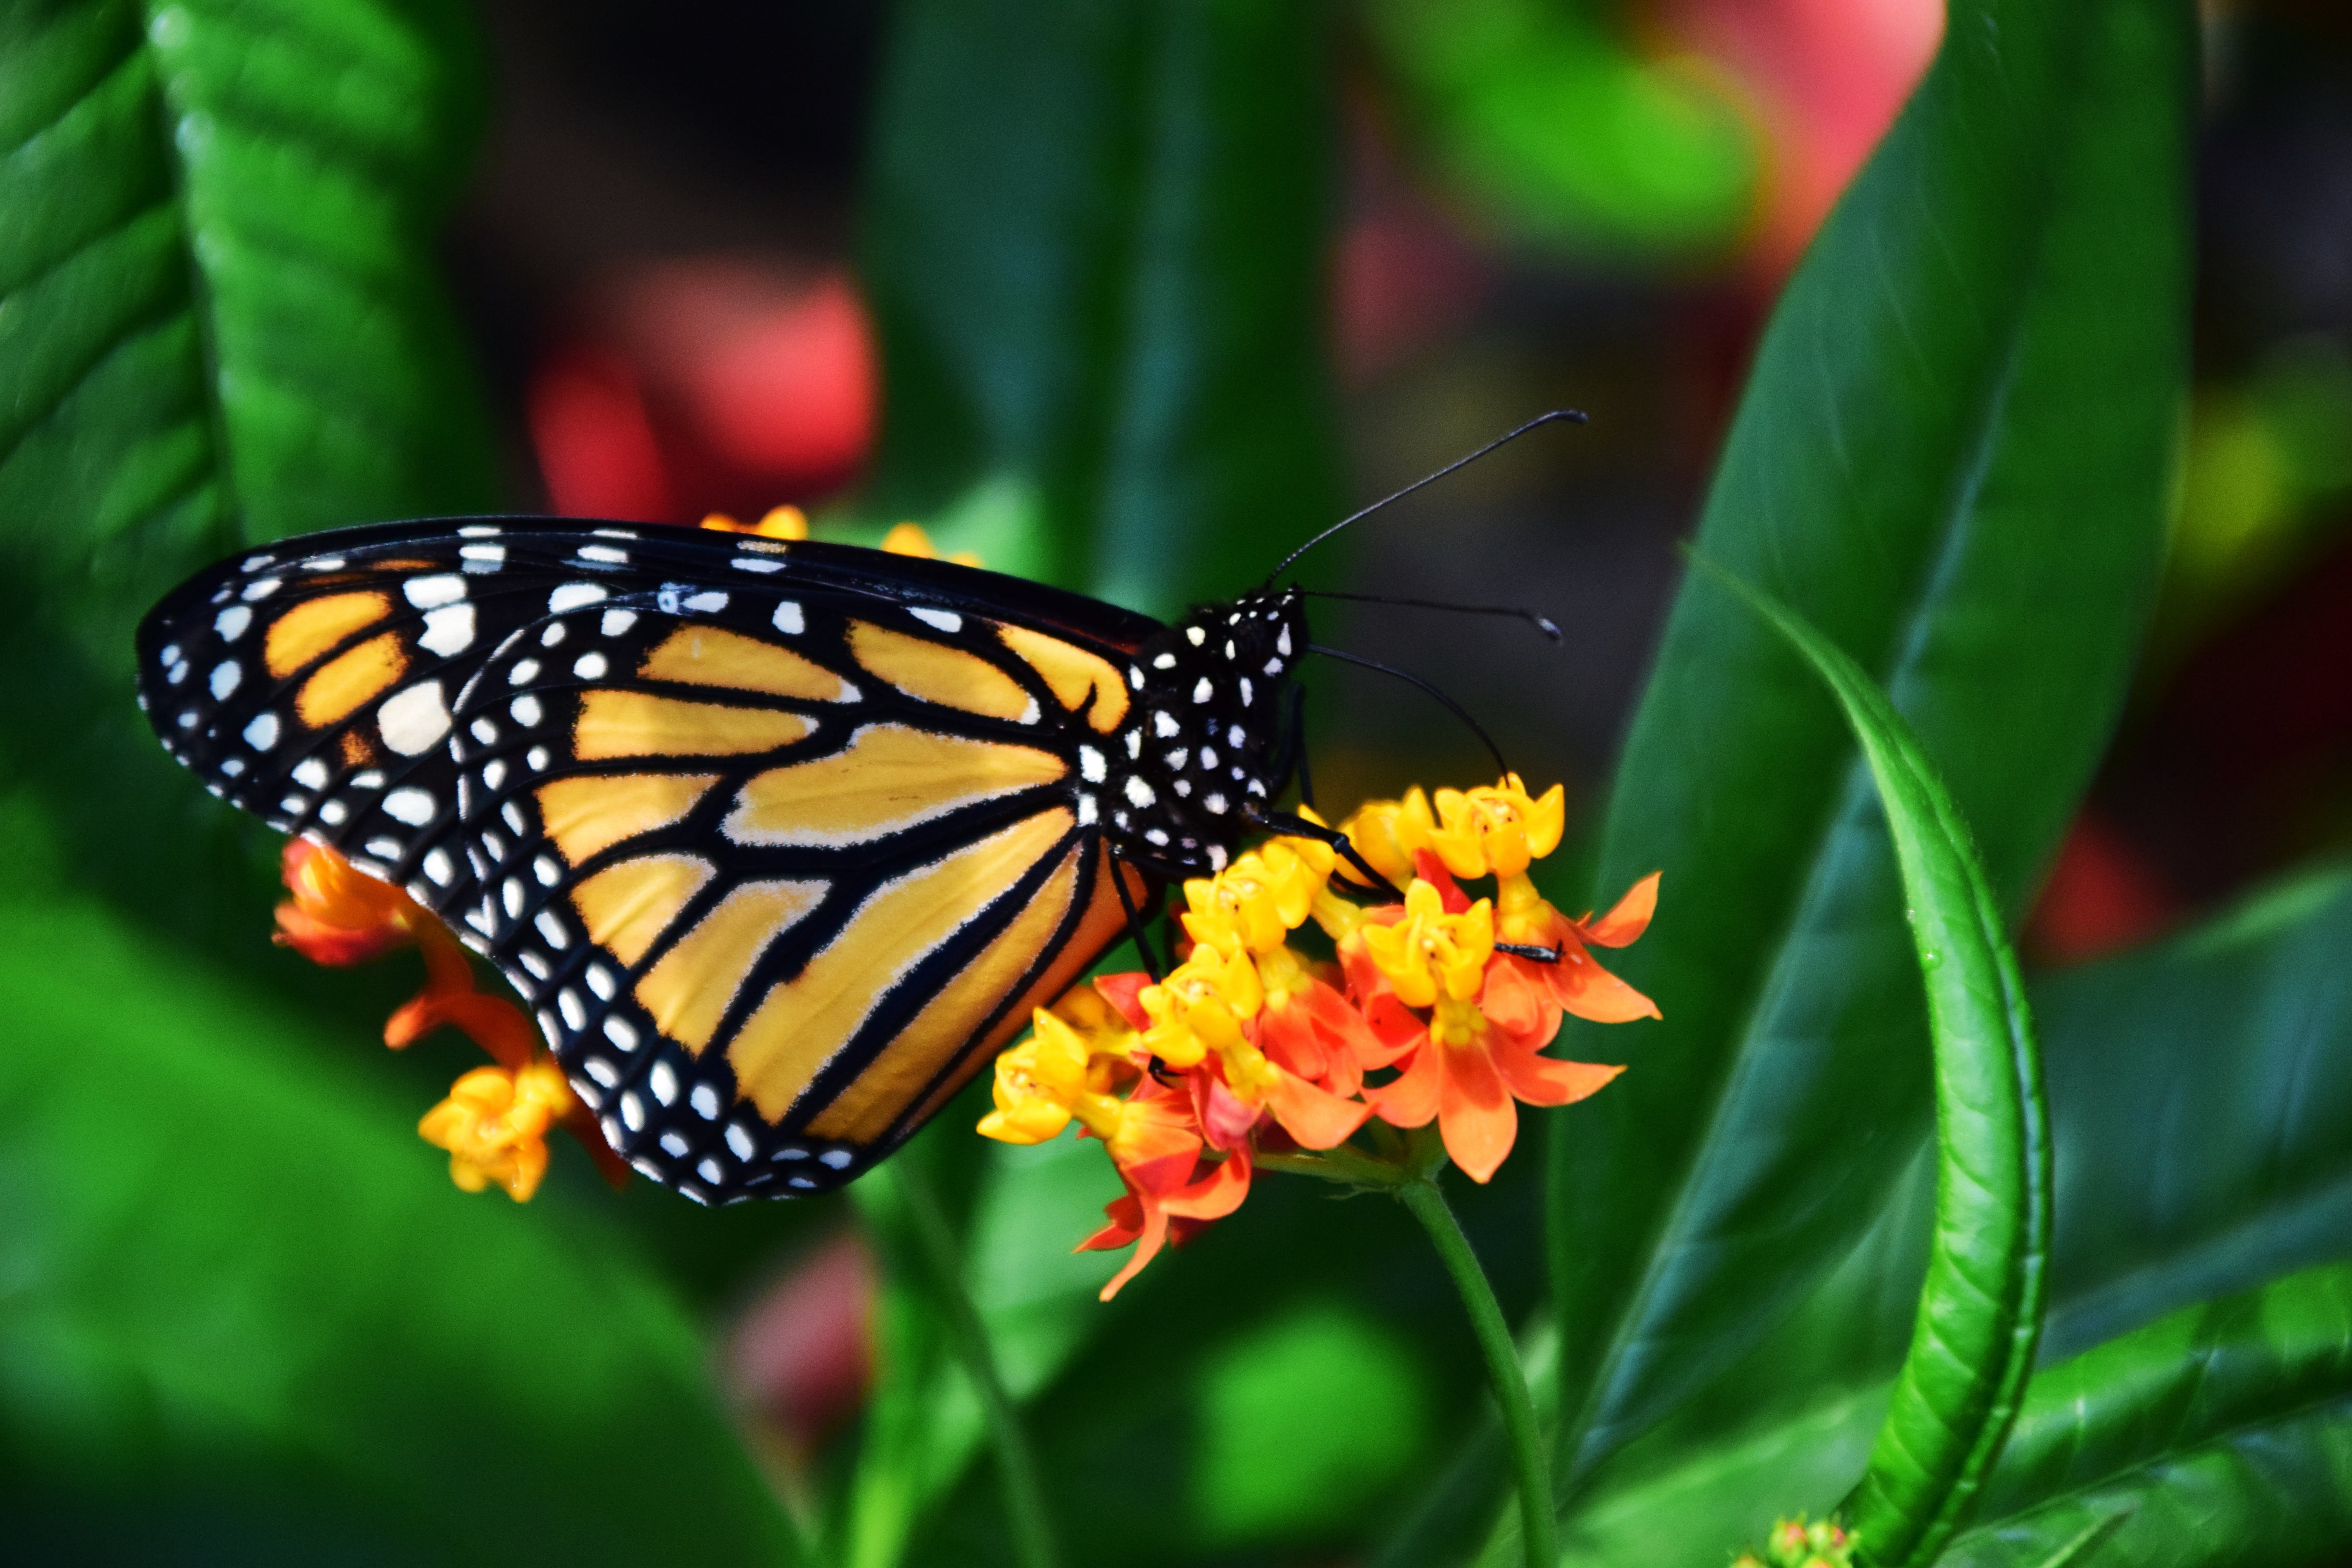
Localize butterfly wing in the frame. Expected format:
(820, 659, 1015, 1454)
(137, 517, 1161, 1201)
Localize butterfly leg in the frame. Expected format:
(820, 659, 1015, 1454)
(1245, 806, 1405, 904)
(1109, 852, 1167, 982)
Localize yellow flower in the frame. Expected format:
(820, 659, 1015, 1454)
(1179, 836, 1336, 959)
(1338, 789, 1439, 888)
(1425, 773, 1566, 880)
(417, 1058, 577, 1201)
(977, 993, 1139, 1145)
(1137, 945, 1264, 1069)
(880, 521, 982, 568)
(700, 506, 811, 539)
(1359, 880, 1495, 1007)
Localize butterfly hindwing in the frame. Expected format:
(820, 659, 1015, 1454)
(447, 577, 1145, 1195)
(137, 517, 1162, 1202)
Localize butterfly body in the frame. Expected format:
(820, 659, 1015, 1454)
(135, 517, 1306, 1201)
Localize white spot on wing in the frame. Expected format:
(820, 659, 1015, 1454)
(405, 575, 465, 609)
(573, 652, 608, 680)
(214, 605, 253, 640)
(378, 682, 452, 756)
(417, 603, 475, 656)
(601, 608, 638, 637)
(773, 601, 804, 635)
(244, 713, 279, 750)
(548, 583, 607, 614)
(209, 661, 241, 699)
(292, 759, 329, 789)
(910, 607, 961, 633)
(383, 787, 435, 826)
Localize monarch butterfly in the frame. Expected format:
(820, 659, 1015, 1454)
(133, 415, 1577, 1204)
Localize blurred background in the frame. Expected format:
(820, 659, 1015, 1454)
(413, 0, 2352, 1524)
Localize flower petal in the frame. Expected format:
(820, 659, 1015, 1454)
(1263, 1065, 1373, 1150)
(1492, 1045, 1624, 1108)
(1162, 1151, 1252, 1220)
(1362, 1033, 1441, 1128)
(1095, 1203, 1171, 1301)
(1437, 1041, 1517, 1184)
(1552, 947, 1662, 1023)
(1580, 871, 1660, 948)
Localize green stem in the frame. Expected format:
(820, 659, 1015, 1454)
(886, 1162, 1060, 1568)
(1398, 1176, 1558, 1568)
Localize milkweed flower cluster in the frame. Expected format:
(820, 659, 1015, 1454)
(274, 838, 624, 1199)
(1734, 1517, 1858, 1568)
(979, 775, 1661, 1299)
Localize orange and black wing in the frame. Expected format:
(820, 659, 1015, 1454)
(136, 517, 1161, 1201)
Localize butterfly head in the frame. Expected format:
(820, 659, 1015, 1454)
(1096, 588, 1306, 877)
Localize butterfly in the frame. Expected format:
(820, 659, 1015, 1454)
(133, 517, 1329, 1203)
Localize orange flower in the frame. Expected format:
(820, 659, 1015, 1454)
(1494, 870, 1663, 1026)
(981, 777, 1659, 1290)
(273, 840, 625, 1194)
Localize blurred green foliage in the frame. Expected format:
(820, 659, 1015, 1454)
(5, 0, 2350, 1564)
(1365, 0, 1757, 256)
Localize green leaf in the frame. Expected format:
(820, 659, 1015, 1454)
(1550, 0, 2192, 1490)
(1550, 852, 2352, 1565)
(0, 0, 495, 659)
(2034, 860, 2352, 1360)
(0, 816, 798, 1564)
(1942, 1262, 2352, 1567)
(1722, 572, 2050, 1566)
(1365, 0, 1757, 256)
(858, 0, 1341, 615)
(0, 0, 498, 942)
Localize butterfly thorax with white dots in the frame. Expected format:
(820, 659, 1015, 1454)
(1087, 587, 1306, 878)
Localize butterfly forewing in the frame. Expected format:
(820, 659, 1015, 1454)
(136, 518, 1160, 1202)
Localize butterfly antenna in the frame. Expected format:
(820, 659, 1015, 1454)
(1261, 408, 1588, 588)
(1306, 644, 1512, 777)
(1299, 590, 1563, 644)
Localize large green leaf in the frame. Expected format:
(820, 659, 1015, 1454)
(1729, 575, 2050, 1566)
(0, 0, 496, 939)
(2034, 861, 2352, 1361)
(1549, 0, 2190, 1489)
(1550, 855, 2352, 1564)
(858, 0, 1341, 614)
(1942, 1261, 2352, 1567)
(0, 806, 798, 1565)
(0, 0, 495, 670)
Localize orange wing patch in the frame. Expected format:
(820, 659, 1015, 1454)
(895, 846, 1147, 1137)
(571, 853, 717, 966)
(723, 723, 1066, 848)
(265, 590, 390, 677)
(996, 624, 1130, 733)
(724, 808, 1075, 1118)
(636, 878, 828, 1051)
(640, 625, 853, 703)
(538, 773, 718, 864)
(297, 632, 407, 727)
(804, 842, 1083, 1143)
(849, 621, 1035, 723)
(575, 690, 813, 760)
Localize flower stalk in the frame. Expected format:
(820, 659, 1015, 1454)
(886, 1160, 1060, 1568)
(1397, 1175, 1558, 1568)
